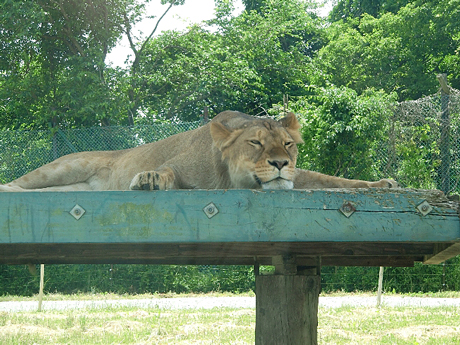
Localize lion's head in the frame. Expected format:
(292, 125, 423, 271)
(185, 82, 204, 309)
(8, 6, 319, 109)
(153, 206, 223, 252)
(210, 111, 303, 190)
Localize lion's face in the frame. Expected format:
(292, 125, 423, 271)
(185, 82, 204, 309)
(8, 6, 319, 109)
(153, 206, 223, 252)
(210, 113, 303, 190)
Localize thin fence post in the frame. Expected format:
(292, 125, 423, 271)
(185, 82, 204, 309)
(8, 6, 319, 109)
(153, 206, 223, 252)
(38, 264, 45, 312)
(377, 266, 384, 307)
(442, 262, 446, 291)
(201, 106, 209, 125)
(437, 73, 451, 194)
(52, 131, 59, 161)
(385, 109, 397, 177)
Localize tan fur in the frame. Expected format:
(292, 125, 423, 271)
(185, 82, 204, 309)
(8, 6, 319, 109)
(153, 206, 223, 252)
(293, 169, 398, 189)
(0, 110, 397, 192)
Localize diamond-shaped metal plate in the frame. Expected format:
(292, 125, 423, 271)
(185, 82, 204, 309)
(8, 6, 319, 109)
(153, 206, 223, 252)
(69, 204, 86, 220)
(339, 201, 356, 218)
(416, 200, 432, 216)
(203, 202, 219, 219)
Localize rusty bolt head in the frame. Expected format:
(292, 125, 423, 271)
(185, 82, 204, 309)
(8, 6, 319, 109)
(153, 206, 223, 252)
(340, 201, 356, 218)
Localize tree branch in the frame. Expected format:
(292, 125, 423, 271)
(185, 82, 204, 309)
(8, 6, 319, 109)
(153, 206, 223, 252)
(123, 11, 138, 56)
(139, 2, 175, 57)
(48, 0, 86, 57)
(132, 2, 175, 72)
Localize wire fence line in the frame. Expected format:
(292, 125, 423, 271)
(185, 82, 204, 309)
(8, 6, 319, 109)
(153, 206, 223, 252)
(1, 262, 459, 296)
(1, 89, 460, 195)
(0, 121, 201, 184)
(381, 87, 460, 194)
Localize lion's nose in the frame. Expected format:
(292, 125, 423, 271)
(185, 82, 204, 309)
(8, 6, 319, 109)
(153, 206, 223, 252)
(268, 159, 289, 170)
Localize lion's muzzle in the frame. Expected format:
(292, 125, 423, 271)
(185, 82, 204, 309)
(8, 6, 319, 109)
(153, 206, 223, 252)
(261, 177, 294, 190)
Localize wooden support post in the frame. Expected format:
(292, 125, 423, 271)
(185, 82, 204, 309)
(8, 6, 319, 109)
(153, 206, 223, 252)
(256, 255, 321, 345)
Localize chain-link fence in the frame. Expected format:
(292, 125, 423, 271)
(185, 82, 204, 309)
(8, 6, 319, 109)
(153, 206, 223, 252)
(2, 90, 460, 194)
(379, 87, 460, 194)
(0, 121, 201, 183)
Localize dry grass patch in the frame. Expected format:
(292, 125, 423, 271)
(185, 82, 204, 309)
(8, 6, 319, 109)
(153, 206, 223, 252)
(391, 325, 460, 340)
(2, 297, 460, 344)
(319, 306, 460, 344)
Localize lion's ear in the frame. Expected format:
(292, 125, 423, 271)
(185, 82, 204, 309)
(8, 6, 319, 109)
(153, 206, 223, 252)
(279, 112, 304, 144)
(210, 122, 242, 151)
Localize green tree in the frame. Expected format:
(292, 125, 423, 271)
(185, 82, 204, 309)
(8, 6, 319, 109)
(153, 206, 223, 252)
(133, 0, 325, 121)
(241, 0, 267, 12)
(329, 0, 411, 21)
(283, 86, 395, 180)
(1, 0, 327, 125)
(315, 0, 460, 101)
(132, 26, 262, 121)
(1, 0, 125, 128)
(0, 0, 183, 129)
(122, 0, 185, 124)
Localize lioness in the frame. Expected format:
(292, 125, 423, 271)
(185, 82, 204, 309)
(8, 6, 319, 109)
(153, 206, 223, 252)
(0, 110, 396, 192)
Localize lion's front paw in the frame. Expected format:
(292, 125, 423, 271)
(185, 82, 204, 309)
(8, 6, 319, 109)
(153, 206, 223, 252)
(374, 179, 399, 188)
(129, 170, 174, 190)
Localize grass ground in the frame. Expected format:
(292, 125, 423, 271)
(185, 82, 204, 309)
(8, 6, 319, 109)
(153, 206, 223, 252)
(1, 293, 460, 344)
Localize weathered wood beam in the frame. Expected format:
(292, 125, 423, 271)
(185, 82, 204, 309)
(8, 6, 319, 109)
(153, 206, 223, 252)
(1, 189, 458, 244)
(1, 189, 459, 267)
(0, 242, 433, 265)
(0, 244, 421, 267)
(424, 242, 460, 264)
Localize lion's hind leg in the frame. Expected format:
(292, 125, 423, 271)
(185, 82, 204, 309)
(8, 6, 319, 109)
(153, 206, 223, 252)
(0, 184, 25, 192)
(1, 151, 113, 191)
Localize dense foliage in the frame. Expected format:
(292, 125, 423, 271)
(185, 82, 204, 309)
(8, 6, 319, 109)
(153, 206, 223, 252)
(280, 86, 396, 180)
(1, 258, 460, 295)
(319, 0, 460, 100)
(1, 0, 459, 127)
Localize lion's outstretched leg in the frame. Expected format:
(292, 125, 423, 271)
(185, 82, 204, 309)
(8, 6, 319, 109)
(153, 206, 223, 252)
(129, 167, 176, 190)
(0, 184, 25, 192)
(293, 169, 398, 189)
(0, 181, 94, 192)
(0, 151, 122, 191)
(368, 179, 399, 188)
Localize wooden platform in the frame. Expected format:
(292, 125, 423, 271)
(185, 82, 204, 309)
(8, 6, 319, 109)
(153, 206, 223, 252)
(1, 188, 459, 266)
(1, 188, 459, 345)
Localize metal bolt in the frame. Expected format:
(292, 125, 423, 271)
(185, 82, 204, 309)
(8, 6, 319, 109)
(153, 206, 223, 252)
(69, 204, 86, 220)
(203, 202, 219, 219)
(342, 205, 353, 213)
(417, 200, 432, 216)
(339, 201, 356, 218)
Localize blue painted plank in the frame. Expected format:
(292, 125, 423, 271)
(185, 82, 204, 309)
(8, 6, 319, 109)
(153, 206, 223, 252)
(0, 190, 458, 244)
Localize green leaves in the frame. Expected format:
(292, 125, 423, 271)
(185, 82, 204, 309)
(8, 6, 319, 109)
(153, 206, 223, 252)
(126, 0, 324, 121)
(316, 0, 460, 101)
(288, 86, 395, 180)
(0, 0, 145, 128)
(1, 0, 459, 127)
